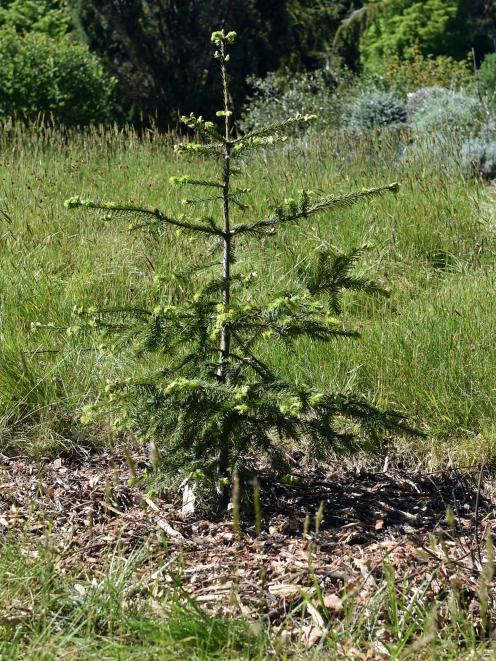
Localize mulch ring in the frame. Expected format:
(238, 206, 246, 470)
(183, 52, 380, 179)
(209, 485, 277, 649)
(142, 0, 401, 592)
(0, 452, 495, 628)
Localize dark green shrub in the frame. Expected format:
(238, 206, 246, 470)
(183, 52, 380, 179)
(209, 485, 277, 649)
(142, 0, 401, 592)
(0, 28, 116, 125)
(346, 88, 406, 130)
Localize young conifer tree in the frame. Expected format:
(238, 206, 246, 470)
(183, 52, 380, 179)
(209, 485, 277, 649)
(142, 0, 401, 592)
(65, 30, 408, 506)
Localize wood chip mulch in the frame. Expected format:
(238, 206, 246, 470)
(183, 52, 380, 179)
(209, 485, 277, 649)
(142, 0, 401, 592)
(1, 452, 495, 627)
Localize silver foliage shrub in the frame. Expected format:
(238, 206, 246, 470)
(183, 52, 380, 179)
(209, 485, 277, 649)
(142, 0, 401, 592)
(406, 87, 446, 123)
(409, 90, 482, 135)
(345, 89, 406, 130)
(240, 69, 337, 133)
(461, 137, 496, 179)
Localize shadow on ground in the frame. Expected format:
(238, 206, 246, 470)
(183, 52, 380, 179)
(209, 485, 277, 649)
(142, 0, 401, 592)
(258, 464, 485, 544)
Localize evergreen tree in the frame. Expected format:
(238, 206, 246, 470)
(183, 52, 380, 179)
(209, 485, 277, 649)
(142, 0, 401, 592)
(65, 29, 409, 507)
(468, 0, 496, 61)
(335, 0, 495, 70)
(359, 0, 468, 70)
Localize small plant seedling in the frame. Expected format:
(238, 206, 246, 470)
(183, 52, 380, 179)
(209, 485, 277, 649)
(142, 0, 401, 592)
(65, 29, 408, 508)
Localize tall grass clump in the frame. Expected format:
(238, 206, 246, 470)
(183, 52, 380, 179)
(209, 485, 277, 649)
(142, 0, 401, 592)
(0, 536, 267, 660)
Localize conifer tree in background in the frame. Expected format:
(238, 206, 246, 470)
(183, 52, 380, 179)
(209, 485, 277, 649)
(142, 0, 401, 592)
(65, 30, 408, 508)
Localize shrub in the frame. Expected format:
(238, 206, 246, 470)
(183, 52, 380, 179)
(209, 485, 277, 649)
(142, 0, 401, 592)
(406, 86, 446, 122)
(409, 90, 482, 135)
(240, 69, 337, 133)
(64, 30, 407, 507)
(0, 0, 69, 38)
(381, 50, 473, 94)
(478, 53, 496, 95)
(346, 88, 406, 130)
(461, 137, 496, 179)
(359, 0, 469, 71)
(0, 28, 116, 125)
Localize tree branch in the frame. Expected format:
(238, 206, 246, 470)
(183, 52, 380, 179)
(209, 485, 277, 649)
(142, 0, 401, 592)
(231, 183, 399, 235)
(231, 113, 317, 145)
(334, 1, 392, 49)
(64, 197, 224, 236)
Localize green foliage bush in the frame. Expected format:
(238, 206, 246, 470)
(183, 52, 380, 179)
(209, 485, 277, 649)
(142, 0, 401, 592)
(0, 0, 69, 37)
(409, 90, 482, 135)
(380, 50, 473, 94)
(345, 88, 406, 130)
(360, 0, 469, 72)
(478, 52, 496, 95)
(0, 28, 116, 125)
(461, 137, 496, 179)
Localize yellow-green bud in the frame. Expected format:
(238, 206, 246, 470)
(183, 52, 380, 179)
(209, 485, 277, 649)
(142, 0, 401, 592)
(169, 175, 189, 186)
(308, 393, 324, 407)
(64, 195, 82, 209)
(211, 30, 224, 44)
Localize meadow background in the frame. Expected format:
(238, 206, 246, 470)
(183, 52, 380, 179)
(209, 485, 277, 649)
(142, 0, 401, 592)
(1, 0, 496, 469)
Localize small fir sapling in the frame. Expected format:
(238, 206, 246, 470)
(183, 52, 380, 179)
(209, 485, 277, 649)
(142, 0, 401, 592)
(64, 29, 409, 507)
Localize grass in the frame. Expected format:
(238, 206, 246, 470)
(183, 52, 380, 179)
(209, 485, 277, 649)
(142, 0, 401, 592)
(0, 529, 494, 659)
(0, 124, 495, 464)
(0, 534, 267, 660)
